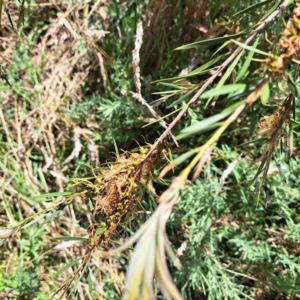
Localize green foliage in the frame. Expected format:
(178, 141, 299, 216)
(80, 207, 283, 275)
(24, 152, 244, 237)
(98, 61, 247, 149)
(168, 151, 300, 299)
(1, 0, 300, 299)
(0, 226, 49, 299)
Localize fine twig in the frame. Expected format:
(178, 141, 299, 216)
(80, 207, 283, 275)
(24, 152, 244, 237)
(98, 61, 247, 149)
(137, 0, 292, 174)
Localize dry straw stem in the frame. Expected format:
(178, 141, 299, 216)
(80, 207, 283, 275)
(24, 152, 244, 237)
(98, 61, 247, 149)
(131, 20, 178, 146)
(138, 0, 293, 170)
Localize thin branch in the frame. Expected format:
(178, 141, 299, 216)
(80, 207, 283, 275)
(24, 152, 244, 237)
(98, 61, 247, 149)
(137, 0, 292, 173)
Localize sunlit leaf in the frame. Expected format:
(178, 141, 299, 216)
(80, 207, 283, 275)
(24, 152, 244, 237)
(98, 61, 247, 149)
(55, 256, 83, 277)
(261, 81, 270, 104)
(200, 84, 247, 99)
(177, 111, 232, 140)
(231, 39, 271, 57)
(205, 52, 244, 105)
(235, 36, 260, 83)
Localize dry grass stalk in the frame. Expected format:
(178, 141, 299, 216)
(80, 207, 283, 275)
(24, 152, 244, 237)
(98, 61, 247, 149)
(131, 20, 178, 146)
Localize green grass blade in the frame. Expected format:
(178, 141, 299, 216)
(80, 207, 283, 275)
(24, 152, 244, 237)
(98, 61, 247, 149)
(0, 0, 2, 33)
(273, 156, 286, 183)
(175, 32, 247, 50)
(172, 149, 198, 165)
(177, 110, 233, 140)
(52, 236, 89, 241)
(55, 257, 83, 277)
(205, 52, 244, 106)
(249, 153, 270, 186)
(238, 138, 268, 147)
(231, 39, 271, 56)
(167, 88, 196, 108)
(232, 0, 270, 17)
(258, 0, 281, 23)
(17, 0, 25, 29)
(200, 83, 247, 99)
(235, 37, 260, 83)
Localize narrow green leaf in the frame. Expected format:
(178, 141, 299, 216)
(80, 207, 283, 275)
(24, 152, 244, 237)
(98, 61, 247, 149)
(167, 88, 196, 108)
(249, 153, 270, 186)
(223, 99, 246, 111)
(5, 5, 14, 29)
(112, 138, 119, 158)
(211, 41, 231, 57)
(177, 110, 232, 140)
(238, 137, 268, 147)
(235, 37, 260, 83)
(17, 0, 25, 29)
(175, 32, 247, 50)
(293, 96, 296, 120)
(33, 192, 73, 200)
(273, 156, 286, 183)
(287, 73, 300, 100)
(205, 52, 244, 106)
(200, 84, 247, 99)
(186, 57, 225, 76)
(0, 0, 3, 33)
(231, 39, 271, 57)
(159, 83, 185, 89)
(55, 257, 83, 277)
(268, 118, 285, 141)
(261, 81, 270, 105)
(173, 150, 197, 166)
(22, 213, 50, 229)
(153, 54, 227, 84)
(177, 124, 220, 140)
(41, 210, 61, 227)
(289, 122, 293, 158)
(152, 90, 181, 95)
(142, 106, 182, 128)
(258, 0, 281, 23)
(232, 0, 270, 17)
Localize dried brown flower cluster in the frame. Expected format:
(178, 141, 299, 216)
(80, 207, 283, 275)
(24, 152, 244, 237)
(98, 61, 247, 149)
(257, 106, 286, 138)
(256, 97, 292, 158)
(87, 148, 161, 245)
(278, 2, 300, 58)
(267, 2, 300, 74)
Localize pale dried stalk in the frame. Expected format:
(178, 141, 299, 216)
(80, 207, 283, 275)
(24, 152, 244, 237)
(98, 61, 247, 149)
(132, 20, 178, 146)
